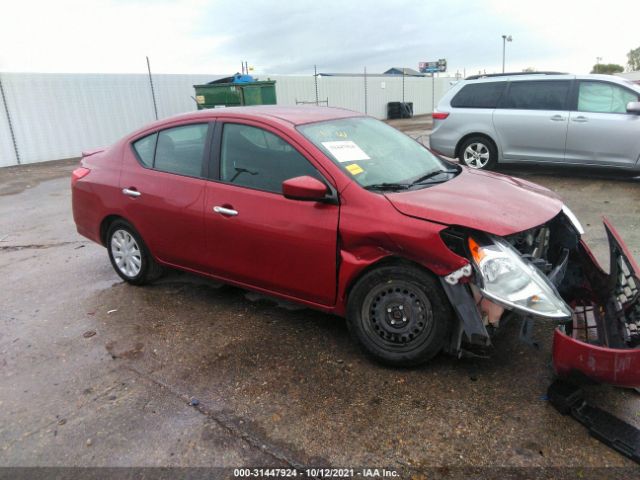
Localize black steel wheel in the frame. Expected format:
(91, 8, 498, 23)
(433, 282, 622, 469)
(347, 264, 453, 366)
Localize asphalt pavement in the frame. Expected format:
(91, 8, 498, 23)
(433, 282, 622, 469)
(1, 139, 640, 478)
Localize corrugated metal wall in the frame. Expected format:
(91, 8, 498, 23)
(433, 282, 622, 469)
(270, 74, 453, 119)
(0, 72, 454, 167)
(0, 77, 18, 167)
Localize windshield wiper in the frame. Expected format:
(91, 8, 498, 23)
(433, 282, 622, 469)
(365, 167, 458, 192)
(364, 182, 411, 191)
(409, 168, 458, 186)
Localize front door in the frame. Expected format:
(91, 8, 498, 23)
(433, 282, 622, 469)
(565, 80, 640, 167)
(204, 121, 339, 306)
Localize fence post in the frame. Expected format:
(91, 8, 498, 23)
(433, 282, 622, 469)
(314, 65, 319, 105)
(364, 67, 368, 115)
(0, 73, 20, 165)
(146, 56, 159, 121)
(431, 74, 435, 113)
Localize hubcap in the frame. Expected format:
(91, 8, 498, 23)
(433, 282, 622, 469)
(110, 229, 142, 278)
(463, 142, 490, 168)
(362, 281, 433, 349)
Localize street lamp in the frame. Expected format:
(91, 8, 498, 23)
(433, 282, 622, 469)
(502, 35, 512, 73)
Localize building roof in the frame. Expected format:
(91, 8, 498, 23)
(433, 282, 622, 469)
(384, 67, 424, 76)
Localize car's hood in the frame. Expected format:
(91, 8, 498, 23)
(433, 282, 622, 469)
(385, 167, 563, 236)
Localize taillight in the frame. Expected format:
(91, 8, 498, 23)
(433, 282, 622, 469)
(71, 167, 91, 186)
(432, 112, 449, 120)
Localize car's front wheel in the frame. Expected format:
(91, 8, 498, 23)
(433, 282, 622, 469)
(458, 136, 497, 170)
(346, 264, 453, 366)
(106, 220, 163, 285)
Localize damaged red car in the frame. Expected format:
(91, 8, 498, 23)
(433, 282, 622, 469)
(72, 106, 640, 388)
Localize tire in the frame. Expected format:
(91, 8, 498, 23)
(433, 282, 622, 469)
(106, 220, 163, 285)
(346, 264, 453, 367)
(458, 136, 497, 170)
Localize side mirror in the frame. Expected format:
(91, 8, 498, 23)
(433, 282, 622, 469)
(626, 101, 640, 114)
(282, 176, 328, 201)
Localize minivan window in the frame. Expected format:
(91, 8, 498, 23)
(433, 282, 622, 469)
(154, 124, 208, 177)
(578, 81, 639, 114)
(450, 82, 505, 108)
(220, 123, 320, 193)
(501, 80, 570, 110)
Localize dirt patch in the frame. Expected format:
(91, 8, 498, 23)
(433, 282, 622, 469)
(0, 158, 79, 196)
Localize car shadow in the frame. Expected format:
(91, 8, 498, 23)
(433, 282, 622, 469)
(496, 164, 640, 182)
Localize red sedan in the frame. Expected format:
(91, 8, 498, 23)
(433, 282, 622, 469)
(72, 106, 640, 387)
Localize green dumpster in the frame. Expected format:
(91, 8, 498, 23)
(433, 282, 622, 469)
(194, 80, 277, 110)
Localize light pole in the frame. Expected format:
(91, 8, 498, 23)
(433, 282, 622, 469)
(502, 35, 512, 73)
(596, 56, 602, 73)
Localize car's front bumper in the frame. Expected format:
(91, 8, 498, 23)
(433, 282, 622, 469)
(552, 218, 640, 388)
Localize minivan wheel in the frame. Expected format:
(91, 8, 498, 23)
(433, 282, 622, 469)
(106, 220, 163, 285)
(458, 136, 497, 170)
(346, 265, 453, 367)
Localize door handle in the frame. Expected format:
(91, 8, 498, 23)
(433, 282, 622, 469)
(550, 115, 565, 121)
(122, 188, 141, 198)
(213, 206, 238, 217)
(572, 116, 588, 123)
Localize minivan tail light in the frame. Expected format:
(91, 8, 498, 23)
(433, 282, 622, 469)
(71, 167, 91, 186)
(432, 112, 449, 120)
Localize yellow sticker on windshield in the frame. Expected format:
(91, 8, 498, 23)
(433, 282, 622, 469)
(345, 163, 364, 175)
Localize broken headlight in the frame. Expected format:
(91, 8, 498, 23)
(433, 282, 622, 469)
(468, 236, 572, 320)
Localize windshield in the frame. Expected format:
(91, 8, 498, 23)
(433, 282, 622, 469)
(298, 117, 454, 189)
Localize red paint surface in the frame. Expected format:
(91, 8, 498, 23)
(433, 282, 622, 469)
(72, 106, 569, 316)
(553, 329, 640, 387)
(386, 168, 563, 236)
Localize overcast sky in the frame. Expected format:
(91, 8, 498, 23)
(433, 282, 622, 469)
(1, 0, 639, 76)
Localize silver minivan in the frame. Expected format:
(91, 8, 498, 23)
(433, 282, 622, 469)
(430, 73, 640, 171)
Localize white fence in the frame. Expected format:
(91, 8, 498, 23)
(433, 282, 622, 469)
(0, 72, 454, 167)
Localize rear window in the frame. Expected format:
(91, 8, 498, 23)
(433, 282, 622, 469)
(501, 80, 570, 110)
(450, 82, 505, 108)
(132, 133, 157, 167)
(130, 123, 209, 177)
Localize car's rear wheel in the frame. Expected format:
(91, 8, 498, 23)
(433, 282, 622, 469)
(346, 264, 453, 366)
(106, 220, 163, 285)
(458, 136, 497, 170)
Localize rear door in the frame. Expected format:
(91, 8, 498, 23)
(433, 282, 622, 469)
(203, 120, 339, 306)
(493, 79, 572, 163)
(120, 122, 213, 272)
(565, 80, 640, 167)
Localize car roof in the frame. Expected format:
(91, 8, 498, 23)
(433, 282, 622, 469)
(461, 73, 635, 87)
(163, 105, 364, 127)
(462, 73, 575, 83)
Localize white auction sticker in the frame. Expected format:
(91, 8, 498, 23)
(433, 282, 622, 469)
(321, 141, 371, 162)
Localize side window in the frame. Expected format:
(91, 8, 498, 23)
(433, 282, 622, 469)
(502, 81, 570, 110)
(220, 123, 320, 193)
(132, 133, 157, 167)
(450, 82, 505, 108)
(154, 124, 208, 177)
(578, 81, 639, 113)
